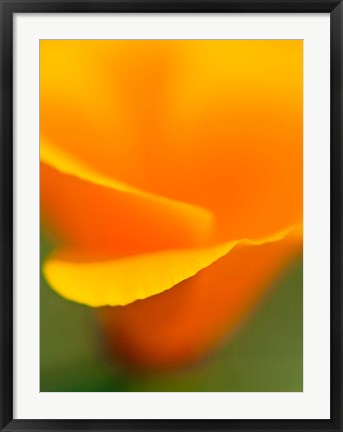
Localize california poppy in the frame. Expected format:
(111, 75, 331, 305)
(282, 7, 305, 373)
(40, 40, 302, 369)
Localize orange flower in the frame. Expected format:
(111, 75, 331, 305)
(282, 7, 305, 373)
(40, 40, 302, 369)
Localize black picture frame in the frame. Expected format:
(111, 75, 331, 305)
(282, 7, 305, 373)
(1, 0, 342, 431)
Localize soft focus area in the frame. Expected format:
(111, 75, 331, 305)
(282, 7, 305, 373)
(41, 233, 302, 392)
(40, 40, 302, 390)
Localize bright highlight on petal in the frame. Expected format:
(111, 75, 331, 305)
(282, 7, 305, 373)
(43, 225, 301, 307)
(43, 242, 237, 307)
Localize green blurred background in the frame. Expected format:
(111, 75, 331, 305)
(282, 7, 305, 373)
(40, 233, 303, 392)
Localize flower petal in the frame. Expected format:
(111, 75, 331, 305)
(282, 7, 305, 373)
(43, 242, 235, 307)
(40, 40, 181, 190)
(43, 225, 300, 307)
(41, 40, 302, 242)
(41, 158, 214, 255)
(96, 226, 302, 368)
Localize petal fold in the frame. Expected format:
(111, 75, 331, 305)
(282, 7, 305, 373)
(41, 140, 214, 255)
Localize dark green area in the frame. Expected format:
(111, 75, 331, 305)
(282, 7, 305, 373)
(40, 234, 303, 392)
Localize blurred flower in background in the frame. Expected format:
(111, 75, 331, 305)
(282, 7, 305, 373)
(40, 40, 302, 389)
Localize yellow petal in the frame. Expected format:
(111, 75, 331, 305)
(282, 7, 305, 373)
(43, 225, 300, 307)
